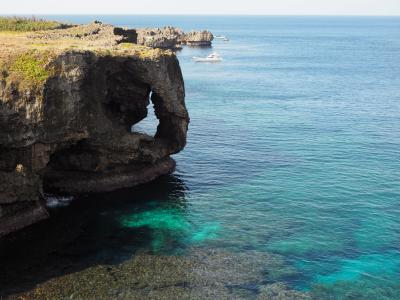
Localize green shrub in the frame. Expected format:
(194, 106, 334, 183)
(10, 51, 53, 85)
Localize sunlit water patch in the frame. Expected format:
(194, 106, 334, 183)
(120, 206, 221, 252)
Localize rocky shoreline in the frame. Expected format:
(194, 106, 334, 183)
(0, 22, 195, 236)
(28, 21, 214, 49)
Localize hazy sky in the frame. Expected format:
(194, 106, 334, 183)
(2, 0, 400, 15)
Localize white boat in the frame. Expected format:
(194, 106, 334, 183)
(193, 52, 223, 62)
(215, 35, 229, 41)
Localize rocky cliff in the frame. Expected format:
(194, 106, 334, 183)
(0, 24, 189, 237)
(28, 22, 213, 49)
(137, 27, 214, 49)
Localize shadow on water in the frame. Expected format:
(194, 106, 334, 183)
(0, 174, 188, 297)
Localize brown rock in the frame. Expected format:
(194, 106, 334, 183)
(184, 30, 214, 46)
(137, 27, 214, 48)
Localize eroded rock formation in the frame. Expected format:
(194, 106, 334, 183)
(28, 21, 138, 46)
(137, 27, 184, 49)
(30, 22, 214, 49)
(137, 27, 214, 49)
(0, 25, 189, 237)
(184, 30, 214, 46)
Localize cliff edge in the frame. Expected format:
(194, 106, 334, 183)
(0, 23, 189, 236)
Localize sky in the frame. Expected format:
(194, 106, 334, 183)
(1, 0, 400, 16)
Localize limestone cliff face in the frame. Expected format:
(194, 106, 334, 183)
(137, 27, 214, 49)
(0, 37, 189, 236)
(184, 30, 214, 46)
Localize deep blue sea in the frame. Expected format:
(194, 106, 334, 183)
(2, 16, 400, 299)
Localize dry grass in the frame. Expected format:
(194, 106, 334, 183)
(0, 16, 65, 32)
(0, 23, 175, 73)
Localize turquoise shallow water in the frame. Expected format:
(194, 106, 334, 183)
(2, 16, 400, 298)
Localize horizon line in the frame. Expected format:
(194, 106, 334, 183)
(1, 13, 400, 17)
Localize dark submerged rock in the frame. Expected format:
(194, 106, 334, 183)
(5, 248, 309, 299)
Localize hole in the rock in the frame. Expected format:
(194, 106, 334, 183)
(131, 91, 159, 137)
(103, 68, 151, 131)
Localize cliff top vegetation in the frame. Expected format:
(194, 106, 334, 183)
(0, 21, 173, 63)
(0, 21, 175, 88)
(0, 17, 66, 32)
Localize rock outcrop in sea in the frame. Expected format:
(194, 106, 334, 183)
(183, 30, 214, 46)
(137, 27, 214, 49)
(0, 22, 189, 236)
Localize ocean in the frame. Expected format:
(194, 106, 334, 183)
(1, 16, 400, 299)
